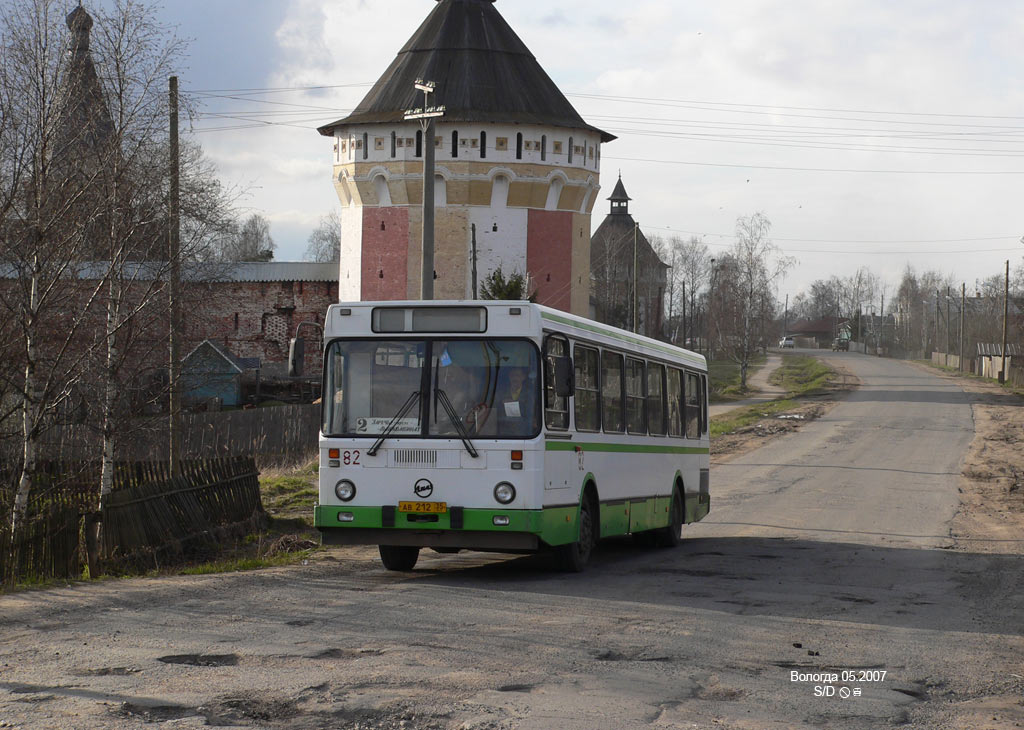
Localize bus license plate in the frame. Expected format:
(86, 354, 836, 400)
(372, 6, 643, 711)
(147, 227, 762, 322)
(398, 501, 447, 514)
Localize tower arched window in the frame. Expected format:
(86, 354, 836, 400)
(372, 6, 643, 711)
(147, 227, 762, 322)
(545, 177, 563, 210)
(451, 130, 458, 158)
(480, 131, 487, 159)
(541, 135, 547, 161)
(434, 174, 447, 207)
(390, 131, 396, 158)
(373, 174, 391, 207)
(516, 132, 523, 160)
(415, 129, 422, 158)
(362, 132, 368, 160)
(491, 175, 509, 208)
(568, 136, 574, 164)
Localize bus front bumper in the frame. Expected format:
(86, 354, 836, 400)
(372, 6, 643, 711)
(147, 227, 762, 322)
(315, 504, 545, 551)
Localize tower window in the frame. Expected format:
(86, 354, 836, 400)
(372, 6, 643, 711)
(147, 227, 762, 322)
(541, 135, 547, 161)
(363, 133, 368, 160)
(568, 137, 574, 164)
(553, 140, 563, 155)
(516, 132, 523, 160)
(391, 131, 396, 157)
(451, 130, 458, 158)
(415, 130, 422, 157)
(480, 131, 487, 159)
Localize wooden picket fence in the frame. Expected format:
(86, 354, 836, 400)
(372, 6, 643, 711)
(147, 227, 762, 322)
(100, 456, 265, 570)
(36, 404, 320, 465)
(1, 456, 265, 585)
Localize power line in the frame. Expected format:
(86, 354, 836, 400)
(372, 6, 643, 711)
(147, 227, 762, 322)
(603, 154, 1024, 174)
(567, 92, 1024, 123)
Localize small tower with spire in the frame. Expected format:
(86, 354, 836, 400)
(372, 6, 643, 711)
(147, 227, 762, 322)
(589, 174, 667, 337)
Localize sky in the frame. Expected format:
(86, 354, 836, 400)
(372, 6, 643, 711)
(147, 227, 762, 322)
(135, 0, 1024, 304)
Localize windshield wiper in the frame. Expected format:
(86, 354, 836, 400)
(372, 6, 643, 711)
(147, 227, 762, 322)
(367, 390, 420, 456)
(434, 388, 479, 458)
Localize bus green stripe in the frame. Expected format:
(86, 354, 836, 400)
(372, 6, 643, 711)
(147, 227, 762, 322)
(545, 441, 709, 455)
(539, 311, 705, 366)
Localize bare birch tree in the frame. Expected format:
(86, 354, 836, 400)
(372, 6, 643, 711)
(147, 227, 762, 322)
(712, 212, 794, 388)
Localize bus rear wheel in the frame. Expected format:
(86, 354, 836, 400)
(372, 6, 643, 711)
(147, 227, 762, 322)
(651, 491, 684, 548)
(555, 496, 596, 572)
(378, 545, 420, 571)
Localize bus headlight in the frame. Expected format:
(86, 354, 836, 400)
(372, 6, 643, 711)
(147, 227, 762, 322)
(335, 479, 356, 502)
(493, 482, 516, 505)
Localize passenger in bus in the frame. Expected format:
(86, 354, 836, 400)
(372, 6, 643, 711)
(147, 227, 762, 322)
(495, 366, 537, 436)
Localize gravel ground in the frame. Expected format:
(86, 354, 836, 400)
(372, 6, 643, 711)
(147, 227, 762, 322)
(1, 353, 1022, 729)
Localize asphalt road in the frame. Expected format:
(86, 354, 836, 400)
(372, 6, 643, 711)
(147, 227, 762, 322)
(2, 352, 1022, 729)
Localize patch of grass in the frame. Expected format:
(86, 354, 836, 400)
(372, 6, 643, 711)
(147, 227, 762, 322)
(180, 552, 309, 575)
(708, 355, 767, 402)
(710, 398, 800, 438)
(260, 459, 319, 524)
(769, 354, 833, 397)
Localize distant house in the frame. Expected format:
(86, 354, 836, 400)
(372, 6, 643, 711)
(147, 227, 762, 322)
(181, 340, 260, 408)
(788, 317, 849, 348)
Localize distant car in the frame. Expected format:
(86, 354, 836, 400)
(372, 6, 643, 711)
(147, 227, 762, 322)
(779, 336, 795, 349)
(831, 338, 849, 351)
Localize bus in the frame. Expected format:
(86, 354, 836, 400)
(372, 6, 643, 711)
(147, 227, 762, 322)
(309, 300, 710, 572)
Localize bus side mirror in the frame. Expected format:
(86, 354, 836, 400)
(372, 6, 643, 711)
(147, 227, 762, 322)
(288, 337, 305, 377)
(552, 356, 574, 397)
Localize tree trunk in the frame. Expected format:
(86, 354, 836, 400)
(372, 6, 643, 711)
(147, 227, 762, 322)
(9, 261, 41, 577)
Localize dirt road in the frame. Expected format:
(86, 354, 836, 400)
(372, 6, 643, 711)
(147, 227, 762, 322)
(2, 353, 1022, 729)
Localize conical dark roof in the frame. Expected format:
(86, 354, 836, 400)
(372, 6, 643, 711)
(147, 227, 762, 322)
(607, 175, 631, 202)
(318, 0, 613, 142)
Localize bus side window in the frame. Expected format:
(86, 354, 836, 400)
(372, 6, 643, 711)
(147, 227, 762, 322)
(544, 335, 570, 430)
(625, 357, 646, 434)
(574, 345, 600, 432)
(601, 350, 624, 434)
(701, 373, 709, 435)
(667, 368, 683, 437)
(685, 371, 700, 439)
(647, 362, 666, 435)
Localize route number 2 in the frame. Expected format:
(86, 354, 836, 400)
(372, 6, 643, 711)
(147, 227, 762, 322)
(342, 450, 360, 466)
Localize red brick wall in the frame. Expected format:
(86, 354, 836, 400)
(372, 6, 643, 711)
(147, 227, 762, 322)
(361, 207, 409, 301)
(185, 279, 338, 377)
(527, 209, 573, 312)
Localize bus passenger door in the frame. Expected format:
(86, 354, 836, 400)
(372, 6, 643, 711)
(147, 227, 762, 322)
(543, 335, 573, 493)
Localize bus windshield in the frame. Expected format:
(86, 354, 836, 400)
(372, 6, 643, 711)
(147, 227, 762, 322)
(323, 339, 540, 439)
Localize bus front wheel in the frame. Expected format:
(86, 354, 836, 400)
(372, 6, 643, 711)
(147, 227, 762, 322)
(555, 497, 596, 572)
(378, 545, 420, 571)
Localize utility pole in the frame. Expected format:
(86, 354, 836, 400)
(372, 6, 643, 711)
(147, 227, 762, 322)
(471, 223, 478, 300)
(784, 293, 789, 338)
(879, 293, 884, 356)
(935, 290, 940, 360)
(1000, 260, 1009, 383)
(404, 80, 444, 300)
(709, 259, 717, 361)
(168, 76, 181, 471)
(945, 286, 951, 367)
(959, 282, 965, 372)
(681, 280, 687, 348)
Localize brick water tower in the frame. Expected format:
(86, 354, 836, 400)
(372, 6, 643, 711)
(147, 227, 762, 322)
(317, 0, 613, 314)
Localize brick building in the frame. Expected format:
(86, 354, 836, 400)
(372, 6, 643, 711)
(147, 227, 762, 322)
(183, 262, 338, 381)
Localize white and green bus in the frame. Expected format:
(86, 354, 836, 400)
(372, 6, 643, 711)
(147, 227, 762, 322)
(311, 300, 710, 571)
